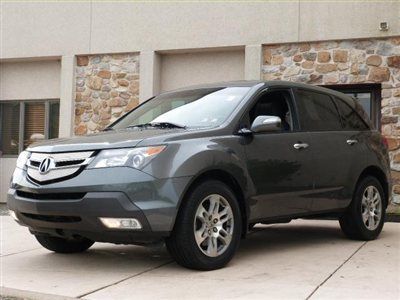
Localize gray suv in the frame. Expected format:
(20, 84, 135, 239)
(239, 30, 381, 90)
(8, 81, 391, 270)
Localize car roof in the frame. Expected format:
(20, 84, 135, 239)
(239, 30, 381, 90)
(168, 80, 350, 99)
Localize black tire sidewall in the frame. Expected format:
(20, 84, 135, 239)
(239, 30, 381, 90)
(35, 235, 94, 253)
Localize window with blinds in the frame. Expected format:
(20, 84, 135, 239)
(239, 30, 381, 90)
(24, 102, 46, 148)
(0, 100, 60, 156)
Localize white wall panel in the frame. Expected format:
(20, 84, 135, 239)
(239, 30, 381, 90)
(0, 61, 61, 100)
(160, 50, 245, 92)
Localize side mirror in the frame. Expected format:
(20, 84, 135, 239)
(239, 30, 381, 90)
(250, 115, 281, 133)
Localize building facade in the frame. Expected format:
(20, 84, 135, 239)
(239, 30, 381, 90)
(1, 1, 400, 204)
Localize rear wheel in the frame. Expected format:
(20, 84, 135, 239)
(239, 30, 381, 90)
(339, 176, 385, 240)
(35, 235, 94, 253)
(166, 180, 242, 270)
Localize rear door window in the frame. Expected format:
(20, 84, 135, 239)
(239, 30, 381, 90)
(333, 97, 369, 131)
(295, 89, 342, 131)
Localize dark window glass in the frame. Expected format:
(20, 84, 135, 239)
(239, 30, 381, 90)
(333, 97, 368, 131)
(342, 92, 371, 118)
(296, 89, 342, 131)
(323, 84, 380, 129)
(49, 102, 60, 139)
(0, 102, 20, 155)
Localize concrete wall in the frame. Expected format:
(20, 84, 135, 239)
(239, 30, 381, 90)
(159, 50, 245, 92)
(1, 2, 91, 59)
(0, 61, 61, 100)
(2, 2, 399, 59)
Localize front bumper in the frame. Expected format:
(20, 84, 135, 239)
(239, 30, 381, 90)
(7, 166, 192, 244)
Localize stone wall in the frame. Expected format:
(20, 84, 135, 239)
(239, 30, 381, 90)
(262, 37, 400, 203)
(74, 53, 140, 135)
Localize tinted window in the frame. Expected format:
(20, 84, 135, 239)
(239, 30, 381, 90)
(333, 97, 368, 131)
(296, 89, 342, 131)
(249, 90, 294, 131)
(324, 84, 380, 129)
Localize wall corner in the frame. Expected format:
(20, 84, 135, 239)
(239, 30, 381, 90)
(139, 51, 161, 102)
(245, 44, 262, 80)
(59, 55, 76, 138)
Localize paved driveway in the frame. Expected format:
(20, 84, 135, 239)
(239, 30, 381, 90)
(1, 216, 399, 300)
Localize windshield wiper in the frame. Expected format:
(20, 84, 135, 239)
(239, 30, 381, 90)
(127, 122, 186, 129)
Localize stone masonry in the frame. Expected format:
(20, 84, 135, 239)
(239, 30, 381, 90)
(74, 53, 140, 135)
(262, 37, 400, 203)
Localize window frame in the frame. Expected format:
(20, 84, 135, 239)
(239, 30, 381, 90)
(0, 99, 60, 158)
(292, 88, 342, 132)
(237, 87, 300, 134)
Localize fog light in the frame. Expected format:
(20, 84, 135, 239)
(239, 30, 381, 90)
(99, 217, 142, 229)
(9, 210, 19, 222)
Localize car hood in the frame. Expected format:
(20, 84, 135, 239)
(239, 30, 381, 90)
(27, 128, 185, 153)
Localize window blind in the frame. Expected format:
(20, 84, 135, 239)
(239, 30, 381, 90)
(24, 103, 45, 148)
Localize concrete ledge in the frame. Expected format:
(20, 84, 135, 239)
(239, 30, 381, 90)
(1, 287, 75, 300)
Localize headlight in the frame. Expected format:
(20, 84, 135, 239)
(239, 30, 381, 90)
(16, 151, 30, 170)
(88, 146, 166, 170)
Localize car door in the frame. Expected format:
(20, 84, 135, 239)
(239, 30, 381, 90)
(330, 95, 371, 208)
(293, 88, 357, 211)
(242, 88, 314, 221)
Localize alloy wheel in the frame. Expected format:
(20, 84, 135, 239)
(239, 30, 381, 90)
(193, 194, 234, 257)
(361, 185, 382, 231)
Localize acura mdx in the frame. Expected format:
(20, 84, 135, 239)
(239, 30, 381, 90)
(8, 81, 391, 270)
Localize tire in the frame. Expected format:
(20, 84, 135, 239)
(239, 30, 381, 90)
(35, 235, 94, 253)
(339, 176, 386, 241)
(166, 180, 242, 270)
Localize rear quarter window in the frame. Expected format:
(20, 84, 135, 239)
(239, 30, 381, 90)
(333, 96, 369, 131)
(295, 89, 342, 131)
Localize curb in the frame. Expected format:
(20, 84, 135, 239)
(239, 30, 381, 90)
(0, 287, 76, 300)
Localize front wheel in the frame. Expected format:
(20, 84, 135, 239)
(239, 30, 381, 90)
(339, 176, 386, 240)
(35, 235, 94, 253)
(166, 180, 242, 270)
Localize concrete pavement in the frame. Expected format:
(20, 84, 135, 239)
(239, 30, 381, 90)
(1, 216, 399, 299)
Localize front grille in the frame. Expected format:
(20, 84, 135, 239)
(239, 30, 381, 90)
(55, 159, 85, 167)
(27, 151, 95, 184)
(16, 190, 86, 200)
(30, 161, 40, 167)
(21, 213, 81, 223)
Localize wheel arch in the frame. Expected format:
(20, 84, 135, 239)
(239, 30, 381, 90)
(176, 169, 249, 237)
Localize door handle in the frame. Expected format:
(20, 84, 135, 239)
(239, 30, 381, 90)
(293, 143, 309, 150)
(346, 139, 358, 145)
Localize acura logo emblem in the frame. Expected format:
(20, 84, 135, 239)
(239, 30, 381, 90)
(39, 157, 54, 174)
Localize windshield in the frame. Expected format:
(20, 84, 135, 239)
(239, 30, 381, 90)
(111, 87, 251, 129)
